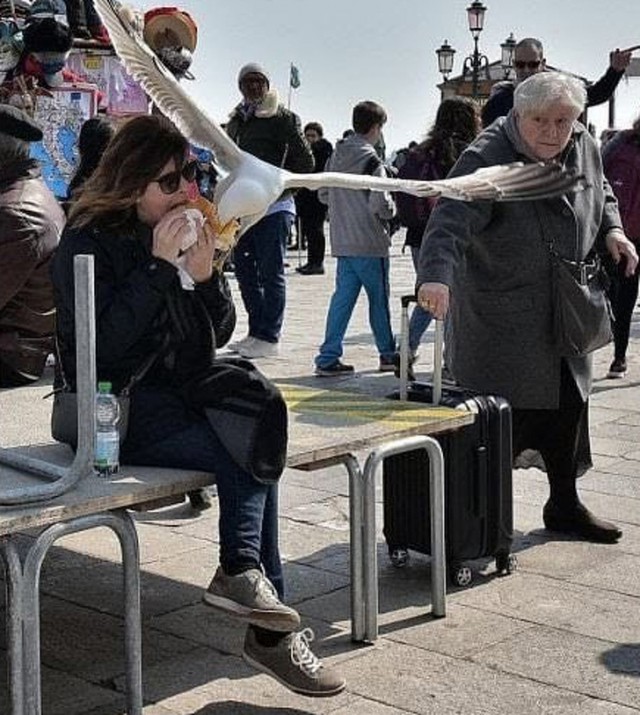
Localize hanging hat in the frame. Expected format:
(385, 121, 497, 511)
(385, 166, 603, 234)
(23, 16, 72, 53)
(0, 103, 43, 141)
(237, 62, 270, 87)
(27, 0, 68, 27)
(0, 20, 21, 81)
(143, 7, 197, 53)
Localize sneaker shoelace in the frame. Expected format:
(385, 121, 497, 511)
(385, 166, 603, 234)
(290, 628, 322, 676)
(254, 572, 284, 607)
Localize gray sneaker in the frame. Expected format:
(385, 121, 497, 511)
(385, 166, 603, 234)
(243, 626, 346, 697)
(202, 567, 300, 632)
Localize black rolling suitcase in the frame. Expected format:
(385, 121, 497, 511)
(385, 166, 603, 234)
(384, 295, 516, 586)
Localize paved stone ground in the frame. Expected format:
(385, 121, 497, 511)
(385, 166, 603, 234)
(2, 234, 640, 714)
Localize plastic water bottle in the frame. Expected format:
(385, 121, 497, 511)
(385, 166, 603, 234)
(94, 381, 120, 476)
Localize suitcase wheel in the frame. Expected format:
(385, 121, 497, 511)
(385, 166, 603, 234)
(495, 551, 518, 575)
(449, 563, 473, 587)
(389, 548, 410, 568)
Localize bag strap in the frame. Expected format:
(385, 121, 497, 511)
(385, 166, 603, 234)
(54, 323, 170, 396)
(363, 154, 382, 176)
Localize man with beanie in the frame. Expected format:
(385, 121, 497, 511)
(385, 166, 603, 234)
(0, 104, 65, 386)
(226, 63, 314, 358)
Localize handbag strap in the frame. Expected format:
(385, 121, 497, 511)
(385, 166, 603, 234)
(54, 323, 170, 396)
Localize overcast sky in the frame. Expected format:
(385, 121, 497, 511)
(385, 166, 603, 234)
(136, 0, 639, 153)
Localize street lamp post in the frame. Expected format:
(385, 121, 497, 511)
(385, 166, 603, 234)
(437, 3, 515, 101)
(500, 33, 517, 79)
(462, 1, 489, 99)
(435, 40, 456, 82)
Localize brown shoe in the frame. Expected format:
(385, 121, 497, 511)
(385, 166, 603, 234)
(203, 567, 300, 631)
(243, 626, 346, 697)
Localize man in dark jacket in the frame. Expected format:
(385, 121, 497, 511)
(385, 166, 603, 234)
(225, 63, 314, 358)
(0, 104, 65, 386)
(295, 121, 333, 275)
(481, 38, 632, 128)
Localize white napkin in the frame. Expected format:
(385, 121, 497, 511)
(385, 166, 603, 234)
(176, 208, 205, 291)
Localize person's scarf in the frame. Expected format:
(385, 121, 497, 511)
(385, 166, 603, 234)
(503, 110, 540, 163)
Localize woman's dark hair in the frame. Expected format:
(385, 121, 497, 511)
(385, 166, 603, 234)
(67, 116, 115, 197)
(419, 97, 479, 174)
(67, 114, 189, 229)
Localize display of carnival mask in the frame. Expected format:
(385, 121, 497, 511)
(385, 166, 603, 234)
(0, 20, 22, 83)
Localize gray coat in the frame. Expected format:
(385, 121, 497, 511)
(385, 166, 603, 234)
(418, 115, 622, 409)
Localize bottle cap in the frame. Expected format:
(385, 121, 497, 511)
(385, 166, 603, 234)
(97, 381, 112, 393)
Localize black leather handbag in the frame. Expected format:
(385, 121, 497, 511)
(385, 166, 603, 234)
(51, 337, 166, 449)
(550, 251, 613, 357)
(51, 390, 130, 449)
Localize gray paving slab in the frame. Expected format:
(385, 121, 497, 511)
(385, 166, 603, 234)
(451, 570, 640, 643)
(0, 657, 123, 715)
(113, 644, 359, 715)
(338, 639, 631, 715)
(473, 625, 640, 709)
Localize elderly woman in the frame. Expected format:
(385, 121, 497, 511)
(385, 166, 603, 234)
(51, 115, 344, 697)
(417, 72, 638, 543)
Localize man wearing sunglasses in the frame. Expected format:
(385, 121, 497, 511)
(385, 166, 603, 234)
(225, 63, 314, 359)
(482, 38, 632, 128)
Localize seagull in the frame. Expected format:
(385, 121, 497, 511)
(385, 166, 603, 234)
(95, 0, 583, 235)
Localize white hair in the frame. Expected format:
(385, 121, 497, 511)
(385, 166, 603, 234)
(513, 72, 587, 116)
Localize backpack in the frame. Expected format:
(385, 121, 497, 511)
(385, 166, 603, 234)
(603, 134, 640, 241)
(393, 149, 441, 228)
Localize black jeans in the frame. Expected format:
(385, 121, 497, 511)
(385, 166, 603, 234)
(300, 213, 326, 267)
(606, 257, 640, 361)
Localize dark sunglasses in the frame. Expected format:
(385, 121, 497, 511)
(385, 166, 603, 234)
(153, 159, 198, 194)
(514, 60, 541, 70)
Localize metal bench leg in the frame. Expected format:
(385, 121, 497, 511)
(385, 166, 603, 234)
(1, 538, 25, 715)
(359, 435, 447, 642)
(337, 455, 365, 642)
(21, 510, 142, 715)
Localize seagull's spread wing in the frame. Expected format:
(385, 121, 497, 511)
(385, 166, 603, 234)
(94, 0, 241, 171)
(285, 162, 584, 202)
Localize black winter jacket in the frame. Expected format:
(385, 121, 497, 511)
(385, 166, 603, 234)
(482, 67, 625, 128)
(51, 220, 236, 394)
(225, 96, 314, 181)
(295, 138, 333, 220)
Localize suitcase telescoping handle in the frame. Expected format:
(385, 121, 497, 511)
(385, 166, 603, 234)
(399, 294, 443, 404)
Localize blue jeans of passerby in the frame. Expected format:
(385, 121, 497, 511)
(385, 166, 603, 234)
(121, 387, 284, 599)
(408, 246, 433, 353)
(233, 211, 293, 344)
(315, 256, 396, 367)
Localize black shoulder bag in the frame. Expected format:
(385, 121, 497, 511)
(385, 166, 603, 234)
(549, 250, 613, 357)
(535, 205, 613, 357)
(50, 336, 168, 449)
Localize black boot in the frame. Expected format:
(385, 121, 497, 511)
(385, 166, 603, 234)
(542, 499, 622, 543)
(188, 488, 214, 512)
